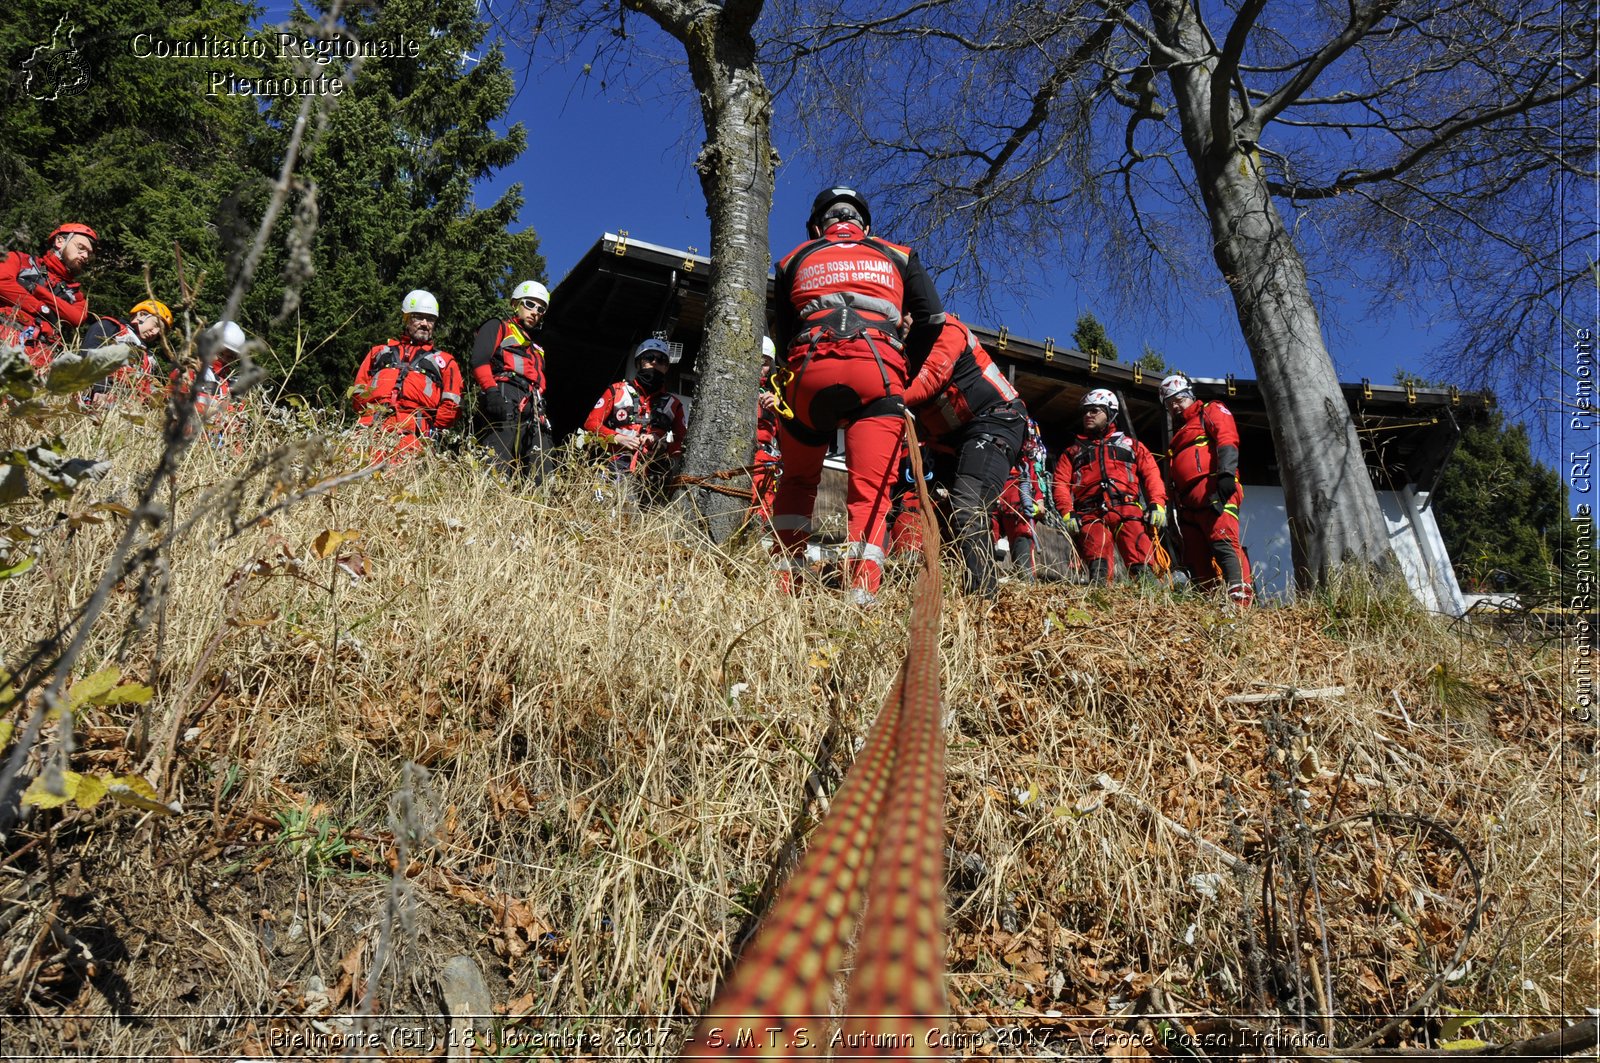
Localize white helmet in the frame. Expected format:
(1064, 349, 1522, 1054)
(634, 337, 672, 362)
(1159, 373, 1194, 402)
(761, 336, 776, 362)
(401, 289, 440, 317)
(209, 320, 247, 354)
(512, 280, 549, 307)
(1082, 388, 1119, 415)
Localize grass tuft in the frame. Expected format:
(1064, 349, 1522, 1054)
(0, 394, 1592, 1056)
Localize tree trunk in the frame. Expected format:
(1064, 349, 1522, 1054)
(1151, 0, 1397, 589)
(673, 14, 775, 543)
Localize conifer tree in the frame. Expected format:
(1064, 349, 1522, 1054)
(246, 0, 542, 404)
(0, 1, 264, 345)
(1432, 411, 1569, 595)
(1071, 312, 1117, 363)
(1136, 345, 1170, 374)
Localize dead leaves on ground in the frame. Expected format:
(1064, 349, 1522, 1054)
(428, 871, 566, 976)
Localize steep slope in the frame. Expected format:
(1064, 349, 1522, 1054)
(0, 395, 1592, 1059)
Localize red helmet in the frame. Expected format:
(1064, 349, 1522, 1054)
(48, 222, 99, 247)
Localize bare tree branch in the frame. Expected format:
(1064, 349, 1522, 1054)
(1247, 0, 1400, 135)
(1210, 0, 1266, 148)
(970, 18, 1119, 196)
(1269, 69, 1596, 198)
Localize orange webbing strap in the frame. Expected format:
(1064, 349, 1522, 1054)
(682, 410, 948, 1058)
(1151, 532, 1173, 579)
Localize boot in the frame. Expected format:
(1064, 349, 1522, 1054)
(843, 556, 884, 596)
(1011, 536, 1035, 581)
(774, 557, 804, 595)
(1087, 558, 1110, 585)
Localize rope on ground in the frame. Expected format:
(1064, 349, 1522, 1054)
(669, 462, 766, 500)
(682, 409, 949, 1058)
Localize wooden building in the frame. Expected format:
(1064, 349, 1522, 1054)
(540, 233, 1494, 611)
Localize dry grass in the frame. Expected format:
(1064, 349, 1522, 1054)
(0, 391, 1594, 1059)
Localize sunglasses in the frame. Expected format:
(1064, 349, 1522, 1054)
(518, 299, 546, 312)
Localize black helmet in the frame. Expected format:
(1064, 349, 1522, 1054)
(808, 185, 872, 234)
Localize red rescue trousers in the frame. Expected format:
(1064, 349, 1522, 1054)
(1177, 505, 1252, 601)
(993, 478, 1035, 544)
(1078, 503, 1155, 580)
(770, 349, 904, 594)
(888, 464, 925, 557)
(750, 451, 780, 525)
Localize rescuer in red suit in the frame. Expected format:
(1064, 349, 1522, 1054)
(1161, 373, 1252, 604)
(902, 313, 1029, 597)
(0, 222, 97, 369)
(352, 289, 464, 462)
(768, 185, 946, 602)
(1053, 389, 1167, 584)
(751, 336, 782, 526)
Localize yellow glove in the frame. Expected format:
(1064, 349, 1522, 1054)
(1147, 503, 1168, 529)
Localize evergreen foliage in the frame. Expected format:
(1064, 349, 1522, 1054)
(244, 0, 542, 404)
(1136, 344, 1169, 374)
(1432, 410, 1568, 594)
(1072, 312, 1117, 363)
(1, 0, 542, 407)
(0, 0, 265, 346)
(1393, 370, 1569, 593)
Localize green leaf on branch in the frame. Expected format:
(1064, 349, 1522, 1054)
(21, 769, 173, 815)
(106, 774, 178, 815)
(101, 682, 154, 705)
(69, 667, 123, 710)
(0, 554, 36, 579)
(74, 774, 109, 810)
(25, 444, 112, 496)
(0, 462, 27, 505)
(67, 667, 152, 710)
(43, 343, 135, 394)
(0, 345, 37, 401)
(1440, 1008, 1487, 1042)
(22, 769, 81, 809)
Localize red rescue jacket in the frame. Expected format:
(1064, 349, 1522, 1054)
(902, 316, 1019, 439)
(1166, 399, 1240, 510)
(1053, 428, 1166, 517)
(584, 380, 688, 458)
(169, 360, 236, 421)
(352, 339, 463, 435)
(471, 319, 546, 396)
(0, 249, 89, 358)
(773, 220, 945, 374)
(754, 394, 781, 459)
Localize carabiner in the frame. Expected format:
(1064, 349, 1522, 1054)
(768, 365, 796, 420)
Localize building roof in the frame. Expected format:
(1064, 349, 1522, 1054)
(542, 232, 1494, 491)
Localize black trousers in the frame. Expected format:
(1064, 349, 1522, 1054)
(930, 403, 1028, 597)
(480, 384, 552, 482)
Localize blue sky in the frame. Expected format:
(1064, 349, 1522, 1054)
(476, 42, 1594, 498)
(485, 62, 1444, 390)
(396, 8, 1432, 382)
(256, 3, 1595, 508)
